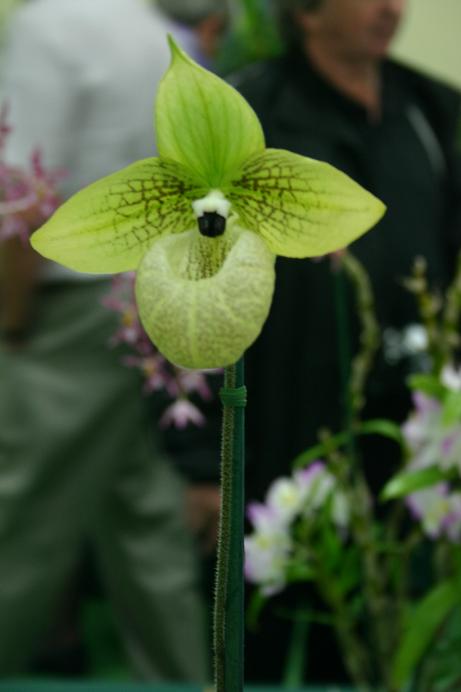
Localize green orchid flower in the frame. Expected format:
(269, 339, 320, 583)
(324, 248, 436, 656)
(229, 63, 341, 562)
(31, 37, 385, 370)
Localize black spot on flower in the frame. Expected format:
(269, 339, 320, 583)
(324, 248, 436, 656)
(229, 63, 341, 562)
(197, 212, 226, 237)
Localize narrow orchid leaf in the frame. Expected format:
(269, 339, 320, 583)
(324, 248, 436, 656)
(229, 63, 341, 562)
(135, 226, 276, 369)
(155, 36, 265, 188)
(392, 580, 460, 688)
(228, 149, 386, 257)
(381, 465, 450, 501)
(292, 419, 403, 469)
(407, 373, 446, 400)
(359, 419, 404, 445)
(442, 390, 461, 426)
(31, 158, 204, 273)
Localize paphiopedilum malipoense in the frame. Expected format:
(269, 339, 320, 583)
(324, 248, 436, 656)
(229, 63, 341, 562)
(31, 37, 385, 370)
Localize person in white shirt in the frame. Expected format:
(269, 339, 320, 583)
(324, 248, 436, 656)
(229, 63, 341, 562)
(0, 0, 211, 680)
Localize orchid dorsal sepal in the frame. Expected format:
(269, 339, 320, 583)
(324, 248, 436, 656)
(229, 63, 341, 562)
(31, 35, 386, 369)
(156, 35, 266, 189)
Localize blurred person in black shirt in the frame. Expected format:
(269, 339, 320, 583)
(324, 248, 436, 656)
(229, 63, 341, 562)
(231, 0, 461, 683)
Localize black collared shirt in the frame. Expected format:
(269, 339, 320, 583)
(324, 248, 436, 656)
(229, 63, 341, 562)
(234, 50, 461, 500)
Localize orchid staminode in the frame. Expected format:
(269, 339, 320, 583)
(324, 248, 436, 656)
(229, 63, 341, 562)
(31, 37, 385, 369)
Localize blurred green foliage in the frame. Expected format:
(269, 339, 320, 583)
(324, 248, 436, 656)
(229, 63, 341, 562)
(217, 0, 282, 75)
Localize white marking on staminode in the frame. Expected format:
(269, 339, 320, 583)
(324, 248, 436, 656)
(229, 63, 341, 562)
(192, 190, 231, 219)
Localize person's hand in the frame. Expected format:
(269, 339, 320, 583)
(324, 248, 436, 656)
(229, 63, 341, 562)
(185, 483, 221, 554)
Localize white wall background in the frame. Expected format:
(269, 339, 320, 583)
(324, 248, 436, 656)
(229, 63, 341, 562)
(390, 0, 461, 89)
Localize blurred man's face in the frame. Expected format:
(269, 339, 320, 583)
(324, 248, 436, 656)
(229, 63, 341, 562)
(298, 0, 406, 61)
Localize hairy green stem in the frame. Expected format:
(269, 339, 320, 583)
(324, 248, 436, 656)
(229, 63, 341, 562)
(442, 247, 461, 361)
(316, 562, 371, 691)
(333, 253, 397, 688)
(333, 265, 355, 458)
(341, 252, 380, 417)
(214, 359, 245, 692)
(405, 256, 444, 370)
(351, 505, 397, 690)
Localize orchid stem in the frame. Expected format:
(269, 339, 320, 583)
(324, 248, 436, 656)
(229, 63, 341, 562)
(214, 357, 246, 691)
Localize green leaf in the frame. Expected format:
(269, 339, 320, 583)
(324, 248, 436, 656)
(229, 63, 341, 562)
(381, 465, 450, 502)
(292, 418, 402, 469)
(319, 518, 344, 571)
(246, 588, 267, 631)
(282, 617, 309, 689)
(418, 606, 461, 691)
(156, 36, 265, 188)
(358, 419, 404, 445)
(285, 562, 315, 583)
(228, 148, 386, 258)
(441, 390, 461, 426)
(31, 158, 203, 273)
(292, 432, 348, 469)
(407, 373, 446, 400)
(135, 225, 276, 369)
(392, 580, 460, 688)
(337, 547, 361, 596)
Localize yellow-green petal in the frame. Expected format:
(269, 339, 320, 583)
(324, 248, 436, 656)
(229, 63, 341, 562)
(135, 226, 276, 369)
(228, 148, 386, 257)
(155, 36, 265, 188)
(31, 158, 205, 273)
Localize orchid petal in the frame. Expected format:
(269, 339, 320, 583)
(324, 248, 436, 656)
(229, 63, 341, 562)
(155, 36, 265, 188)
(228, 148, 386, 257)
(135, 226, 275, 369)
(31, 158, 204, 273)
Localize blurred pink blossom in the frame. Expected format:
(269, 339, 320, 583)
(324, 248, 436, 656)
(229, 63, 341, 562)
(244, 461, 349, 595)
(102, 271, 217, 428)
(0, 105, 215, 429)
(406, 484, 461, 540)
(402, 365, 461, 539)
(0, 104, 64, 241)
(160, 398, 206, 430)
